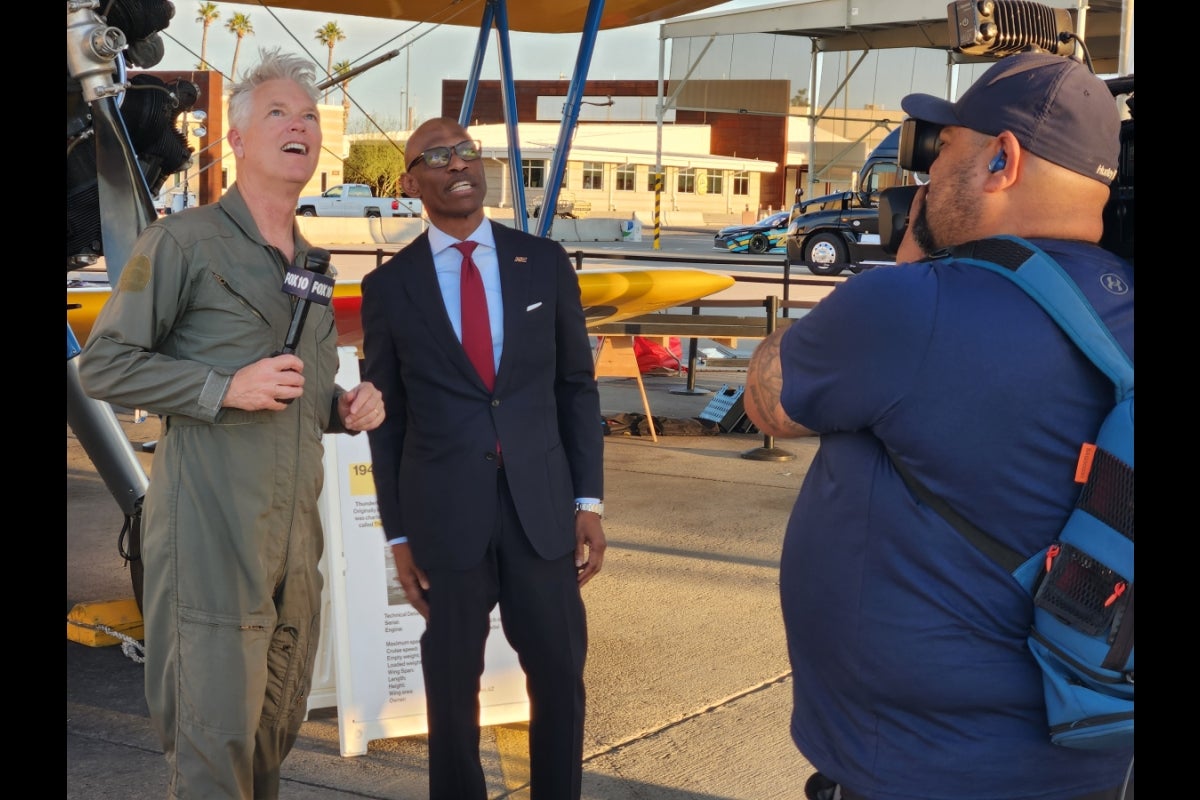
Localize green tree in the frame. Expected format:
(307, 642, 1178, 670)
(333, 59, 353, 135)
(196, 2, 220, 70)
(344, 139, 406, 198)
(226, 12, 254, 80)
(315, 21, 346, 104)
(790, 88, 809, 108)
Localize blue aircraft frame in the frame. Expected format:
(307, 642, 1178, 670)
(458, 0, 607, 238)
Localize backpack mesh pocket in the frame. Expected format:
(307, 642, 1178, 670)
(1033, 543, 1127, 637)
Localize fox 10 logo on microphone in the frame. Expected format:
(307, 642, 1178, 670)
(283, 264, 335, 305)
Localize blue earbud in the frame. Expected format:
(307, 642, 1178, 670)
(988, 151, 1007, 173)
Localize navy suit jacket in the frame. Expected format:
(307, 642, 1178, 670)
(361, 221, 605, 570)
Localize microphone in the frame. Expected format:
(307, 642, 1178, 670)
(275, 248, 335, 404)
(280, 248, 335, 355)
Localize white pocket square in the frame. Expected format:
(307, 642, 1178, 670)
(526, 302, 543, 312)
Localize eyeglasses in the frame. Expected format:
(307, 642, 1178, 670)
(406, 140, 482, 172)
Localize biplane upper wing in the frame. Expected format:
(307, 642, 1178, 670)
(261, 0, 730, 33)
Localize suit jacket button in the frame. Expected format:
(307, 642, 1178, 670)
(485, 452, 496, 461)
(491, 399, 500, 408)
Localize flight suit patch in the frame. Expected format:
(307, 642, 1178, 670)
(118, 253, 152, 292)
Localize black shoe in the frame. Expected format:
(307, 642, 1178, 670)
(804, 773, 842, 800)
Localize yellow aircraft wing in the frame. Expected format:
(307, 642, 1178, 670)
(68, 267, 736, 352)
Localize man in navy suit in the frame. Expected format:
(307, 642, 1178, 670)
(361, 117, 607, 800)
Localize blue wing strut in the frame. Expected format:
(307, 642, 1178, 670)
(460, 0, 606, 236)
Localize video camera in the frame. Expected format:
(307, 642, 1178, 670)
(878, 0, 1134, 261)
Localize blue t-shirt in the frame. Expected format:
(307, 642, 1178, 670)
(777, 239, 1134, 800)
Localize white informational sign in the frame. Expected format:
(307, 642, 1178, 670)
(309, 348, 530, 757)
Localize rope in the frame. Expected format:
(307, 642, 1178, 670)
(67, 619, 145, 664)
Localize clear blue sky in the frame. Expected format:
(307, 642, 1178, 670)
(155, 1, 766, 129)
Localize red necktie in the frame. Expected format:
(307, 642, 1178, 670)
(454, 241, 495, 390)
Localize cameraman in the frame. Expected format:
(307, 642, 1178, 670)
(744, 53, 1133, 799)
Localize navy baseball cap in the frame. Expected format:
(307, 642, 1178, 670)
(901, 52, 1119, 185)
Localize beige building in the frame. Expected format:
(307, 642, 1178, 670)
(352, 121, 779, 222)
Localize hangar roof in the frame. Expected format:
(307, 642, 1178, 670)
(661, 0, 1130, 76)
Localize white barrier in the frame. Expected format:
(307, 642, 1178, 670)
(547, 218, 624, 241)
(296, 216, 425, 245)
(298, 210, 705, 245)
(371, 217, 425, 243)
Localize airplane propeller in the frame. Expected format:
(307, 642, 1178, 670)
(67, 0, 180, 282)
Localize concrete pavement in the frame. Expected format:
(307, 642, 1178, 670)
(67, 370, 820, 799)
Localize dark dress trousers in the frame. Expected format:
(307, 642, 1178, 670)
(361, 221, 604, 799)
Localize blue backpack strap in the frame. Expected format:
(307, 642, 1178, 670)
(891, 236, 1134, 574)
(950, 236, 1133, 400)
(889, 454, 1027, 572)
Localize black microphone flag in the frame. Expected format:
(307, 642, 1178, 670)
(280, 249, 335, 355)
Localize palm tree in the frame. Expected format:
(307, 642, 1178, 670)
(333, 59, 353, 134)
(196, 2, 220, 70)
(315, 21, 346, 104)
(226, 12, 254, 81)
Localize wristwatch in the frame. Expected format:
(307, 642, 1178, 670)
(575, 501, 604, 518)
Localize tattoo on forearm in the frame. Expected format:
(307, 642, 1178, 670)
(746, 336, 781, 424)
(746, 332, 810, 437)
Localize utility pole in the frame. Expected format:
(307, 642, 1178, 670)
(405, 44, 411, 130)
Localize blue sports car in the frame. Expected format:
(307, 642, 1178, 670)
(713, 211, 790, 254)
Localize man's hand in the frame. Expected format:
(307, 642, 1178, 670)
(390, 542, 431, 619)
(225, 354, 305, 410)
(894, 184, 930, 264)
(339, 381, 385, 432)
(574, 512, 606, 587)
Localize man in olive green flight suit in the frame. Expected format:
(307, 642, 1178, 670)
(79, 48, 386, 799)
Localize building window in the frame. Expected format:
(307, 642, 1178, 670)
(522, 160, 546, 189)
(647, 170, 665, 192)
(732, 171, 749, 195)
(616, 164, 636, 191)
(706, 171, 724, 195)
(677, 168, 696, 194)
(582, 162, 604, 190)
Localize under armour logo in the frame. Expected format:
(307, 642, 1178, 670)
(1100, 273, 1130, 295)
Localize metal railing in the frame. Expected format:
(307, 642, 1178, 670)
(324, 245, 845, 316)
(324, 245, 838, 349)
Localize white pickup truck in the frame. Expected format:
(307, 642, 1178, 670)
(296, 183, 422, 218)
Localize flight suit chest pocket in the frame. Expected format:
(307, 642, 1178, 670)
(183, 271, 287, 363)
